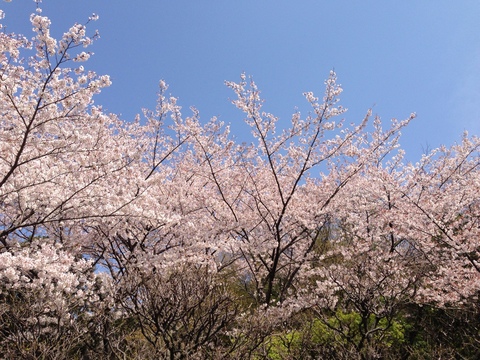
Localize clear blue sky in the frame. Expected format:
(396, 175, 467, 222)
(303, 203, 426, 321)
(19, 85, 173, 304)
(2, 0, 480, 160)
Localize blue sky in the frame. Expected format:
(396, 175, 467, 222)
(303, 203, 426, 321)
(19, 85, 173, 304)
(2, 0, 480, 161)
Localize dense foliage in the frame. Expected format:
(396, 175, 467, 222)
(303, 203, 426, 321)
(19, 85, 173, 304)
(1, 4, 479, 359)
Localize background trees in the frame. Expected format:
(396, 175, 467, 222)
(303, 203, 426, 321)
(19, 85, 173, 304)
(1, 5, 479, 359)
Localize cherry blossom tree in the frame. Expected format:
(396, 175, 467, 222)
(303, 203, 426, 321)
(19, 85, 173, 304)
(0, 242, 112, 359)
(0, 7, 143, 254)
(1, 2, 480, 358)
(400, 134, 480, 305)
(295, 129, 480, 358)
(0, 5, 147, 358)
(186, 73, 415, 310)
